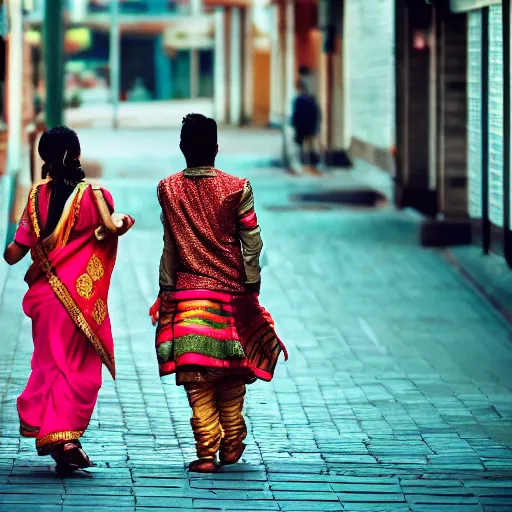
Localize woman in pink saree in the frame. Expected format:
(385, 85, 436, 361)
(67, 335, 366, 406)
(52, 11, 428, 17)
(3, 127, 134, 476)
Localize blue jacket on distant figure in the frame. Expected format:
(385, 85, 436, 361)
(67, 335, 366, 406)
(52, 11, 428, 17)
(291, 94, 321, 144)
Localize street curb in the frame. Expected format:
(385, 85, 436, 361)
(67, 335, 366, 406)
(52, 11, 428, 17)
(401, 207, 512, 329)
(445, 248, 512, 328)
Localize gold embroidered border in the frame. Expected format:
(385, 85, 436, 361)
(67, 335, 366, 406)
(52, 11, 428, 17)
(183, 166, 217, 177)
(33, 242, 116, 379)
(36, 430, 84, 449)
(27, 185, 41, 239)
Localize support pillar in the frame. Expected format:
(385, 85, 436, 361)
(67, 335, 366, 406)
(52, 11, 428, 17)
(229, 7, 242, 125)
(109, 0, 120, 129)
(154, 35, 171, 100)
(43, 0, 64, 129)
(322, 0, 350, 167)
(242, 6, 254, 124)
(282, 0, 300, 171)
(214, 7, 227, 123)
(6, 0, 23, 174)
(284, 0, 295, 121)
(190, 0, 202, 99)
(190, 0, 202, 16)
(395, 0, 436, 216)
(190, 49, 199, 98)
(269, 3, 282, 126)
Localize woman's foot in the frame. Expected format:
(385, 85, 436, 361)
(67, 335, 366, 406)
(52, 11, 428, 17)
(188, 458, 216, 473)
(51, 442, 93, 477)
(219, 443, 246, 465)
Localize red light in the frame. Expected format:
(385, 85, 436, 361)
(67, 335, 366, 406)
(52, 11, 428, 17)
(413, 31, 428, 51)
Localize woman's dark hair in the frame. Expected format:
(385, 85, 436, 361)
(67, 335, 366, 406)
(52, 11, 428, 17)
(38, 126, 86, 238)
(180, 113, 218, 165)
(39, 126, 85, 184)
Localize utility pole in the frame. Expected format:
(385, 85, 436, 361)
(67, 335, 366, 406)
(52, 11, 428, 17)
(43, 0, 64, 128)
(110, 0, 120, 130)
(6, 0, 23, 174)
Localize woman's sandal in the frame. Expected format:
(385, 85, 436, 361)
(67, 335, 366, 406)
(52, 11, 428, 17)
(219, 443, 246, 465)
(51, 442, 94, 477)
(188, 458, 216, 473)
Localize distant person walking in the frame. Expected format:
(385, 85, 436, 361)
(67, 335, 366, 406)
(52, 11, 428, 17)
(291, 81, 322, 172)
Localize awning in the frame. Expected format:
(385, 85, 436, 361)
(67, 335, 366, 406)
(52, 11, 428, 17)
(163, 15, 214, 50)
(450, 0, 502, 13)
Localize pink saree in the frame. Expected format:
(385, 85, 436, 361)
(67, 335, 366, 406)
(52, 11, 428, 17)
(15, 181, 118, 454)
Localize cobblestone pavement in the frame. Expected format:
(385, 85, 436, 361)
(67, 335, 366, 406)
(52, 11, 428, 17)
(1, 128, 512, 511)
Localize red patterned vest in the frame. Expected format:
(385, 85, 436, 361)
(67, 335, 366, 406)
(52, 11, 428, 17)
(158, 169, 248, 294)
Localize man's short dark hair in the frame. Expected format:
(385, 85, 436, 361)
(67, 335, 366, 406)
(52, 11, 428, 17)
(180, 113, 218, 161)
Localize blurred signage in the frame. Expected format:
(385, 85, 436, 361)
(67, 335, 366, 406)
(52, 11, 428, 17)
(450, 0, 501, 12)
(70, 0, 88, 22)
(163, 15, 214, 50)
(26, 27, 92, 53)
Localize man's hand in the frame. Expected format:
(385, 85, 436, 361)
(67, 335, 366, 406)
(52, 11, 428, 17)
(245, 280, 261, 295)
(111, 213, 135, 236)
(149, 297, 161, 326)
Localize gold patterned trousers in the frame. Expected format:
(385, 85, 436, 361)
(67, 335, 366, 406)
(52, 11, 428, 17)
(184, 377, 247, 460)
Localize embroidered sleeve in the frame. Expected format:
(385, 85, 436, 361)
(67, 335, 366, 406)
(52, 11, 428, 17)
(237, 180, 263, 285)
(14, 204, 37, 249)
(159, 212, 178, 292)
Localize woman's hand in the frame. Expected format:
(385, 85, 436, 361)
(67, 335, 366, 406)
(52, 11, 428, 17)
(3, 241, 29, 265)
(111, 213, 135, 236)
(149, 297, 161, 326)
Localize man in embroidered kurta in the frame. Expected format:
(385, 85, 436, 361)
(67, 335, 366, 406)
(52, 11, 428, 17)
(150, 114, 287, 473)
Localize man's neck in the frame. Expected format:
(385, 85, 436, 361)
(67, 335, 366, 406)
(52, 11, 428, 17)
(186, 161, 215, 169)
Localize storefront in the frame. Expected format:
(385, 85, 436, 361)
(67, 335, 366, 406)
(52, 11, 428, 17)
(453, 0, 511, 263)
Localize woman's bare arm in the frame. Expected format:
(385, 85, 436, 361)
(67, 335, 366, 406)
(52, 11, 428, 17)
(3, 241, 30, 265)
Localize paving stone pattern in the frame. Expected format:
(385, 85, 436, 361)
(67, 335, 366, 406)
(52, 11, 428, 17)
(1, 129, 512, 511)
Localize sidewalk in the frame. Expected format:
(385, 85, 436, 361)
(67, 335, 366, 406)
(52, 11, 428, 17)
(65, 99, 214, 130)
(0, 127, 512, 511)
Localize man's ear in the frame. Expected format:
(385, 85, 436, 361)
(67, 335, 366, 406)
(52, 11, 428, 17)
(215, 144, 219, 157)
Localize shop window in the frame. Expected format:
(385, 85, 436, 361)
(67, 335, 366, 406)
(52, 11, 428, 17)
(488, 5, 504, 227)
(468, 10, 482, 219)
(510, 3, 512, 228)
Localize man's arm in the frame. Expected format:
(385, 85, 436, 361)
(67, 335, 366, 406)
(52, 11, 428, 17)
(237, 181, 263, 294)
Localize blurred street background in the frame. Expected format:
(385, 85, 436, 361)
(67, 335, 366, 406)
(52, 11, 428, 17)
(1, 0, 512, 511)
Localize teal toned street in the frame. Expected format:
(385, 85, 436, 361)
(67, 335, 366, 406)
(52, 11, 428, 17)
(1, 128, 512, 511)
